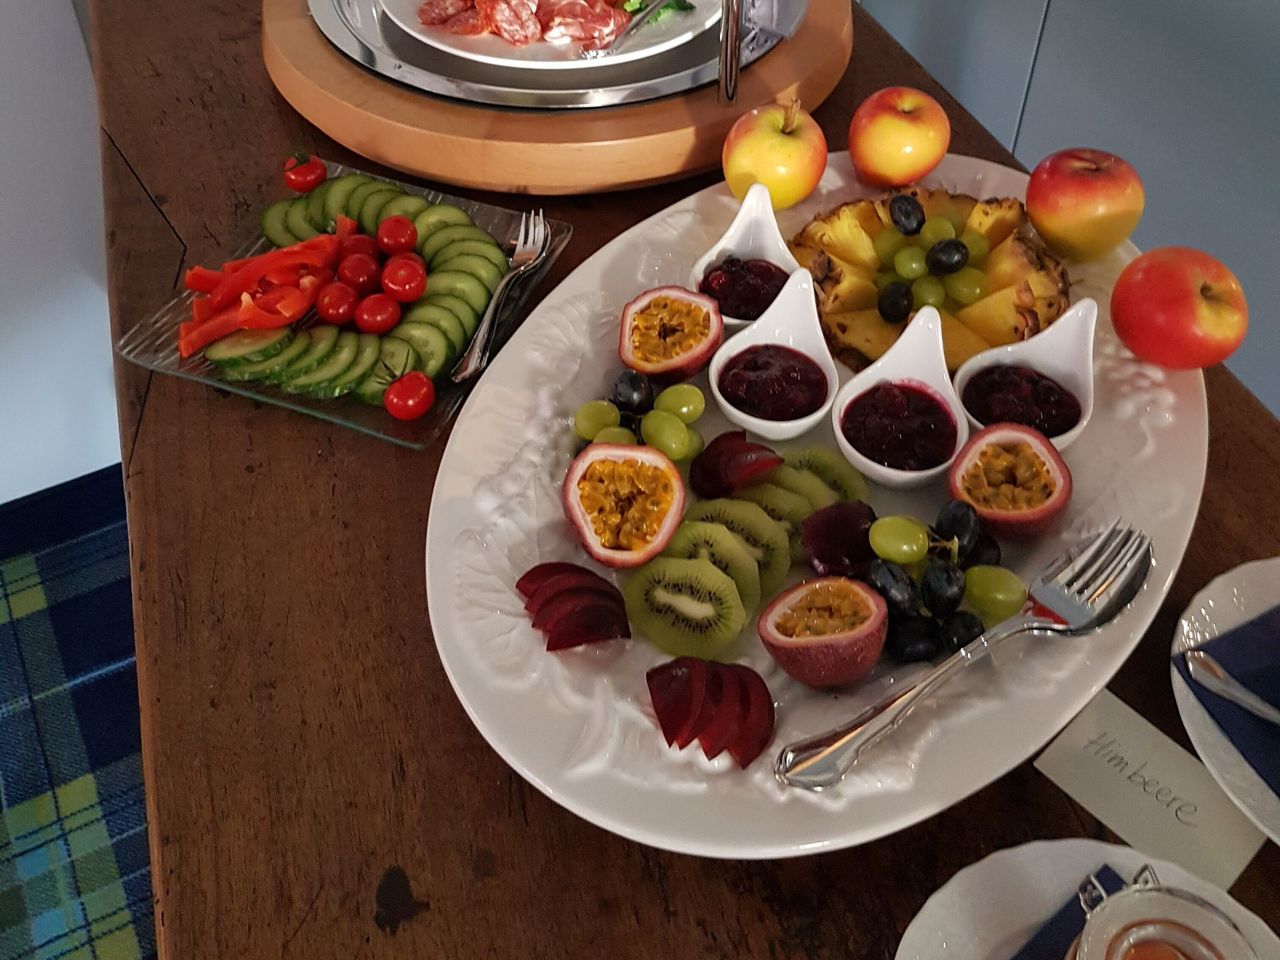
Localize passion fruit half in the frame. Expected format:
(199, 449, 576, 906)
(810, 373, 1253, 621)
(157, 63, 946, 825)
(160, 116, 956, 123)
(758, 577, 888, 689)
(948, 423, 1072, 541)
(562, 443, 686, 568)
(619, 286, 723, 384)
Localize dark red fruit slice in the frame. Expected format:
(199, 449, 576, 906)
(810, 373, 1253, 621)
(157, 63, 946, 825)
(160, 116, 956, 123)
(689, 431, 784, 498)
(724, 665, 775, 768)
(680, 664, 722, 747)
(525, 570, 616, 614)
(517, 561, 591, 598)
(532, 589, 624, 632)
(646, 657, 702, 747)
(672, 659, 710, 748)
(544, 602, 630, 651)
(697, 663, 743, 760)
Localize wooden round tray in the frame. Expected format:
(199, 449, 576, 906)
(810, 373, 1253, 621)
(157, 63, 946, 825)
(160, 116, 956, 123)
(262, 0, 853, 194)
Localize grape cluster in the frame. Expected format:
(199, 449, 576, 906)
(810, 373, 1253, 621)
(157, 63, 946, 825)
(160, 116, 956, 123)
(874, 194, 990, 322)
(573, 370, 707, 461)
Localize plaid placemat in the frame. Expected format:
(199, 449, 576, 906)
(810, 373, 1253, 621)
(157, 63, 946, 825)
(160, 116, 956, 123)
(0, 468, 154, 960)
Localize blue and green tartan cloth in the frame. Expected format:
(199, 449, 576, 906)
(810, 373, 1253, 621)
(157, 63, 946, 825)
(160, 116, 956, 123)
(0, 468, 155, 960)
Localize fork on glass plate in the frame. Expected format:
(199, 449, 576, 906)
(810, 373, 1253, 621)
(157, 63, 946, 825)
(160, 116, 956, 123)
(774, 521, 1154, 790)
(452, 209, 550, 383)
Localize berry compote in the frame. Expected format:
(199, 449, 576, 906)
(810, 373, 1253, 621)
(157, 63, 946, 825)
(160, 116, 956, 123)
(700, 257, 790, 321)
(841, 381, 957, 471)
(718, 345, 828, 421)
(961, 364, 1081, 438)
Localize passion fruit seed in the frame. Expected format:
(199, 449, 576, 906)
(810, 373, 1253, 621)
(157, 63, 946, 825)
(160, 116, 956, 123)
(628, 296, 711, 362)
(576, 458, 677, 551)
(774, 580, 871, 638)
(961, 442, 1056, 511)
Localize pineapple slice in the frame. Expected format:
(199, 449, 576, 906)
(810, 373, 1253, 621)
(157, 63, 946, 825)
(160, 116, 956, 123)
(939, 310, 993, 370)
(789, 242, 878, 313)
(823, 307, 993, 372)
(870, 189, 979, 232)
(795, 204, 880, 273)
(963, 198, 1024, 247)
(983, 230, 1042, 291)
(956, 268, 1071, 346)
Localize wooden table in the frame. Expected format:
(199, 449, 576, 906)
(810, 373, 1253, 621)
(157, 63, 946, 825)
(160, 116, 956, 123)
(94, 3, 1280, 957)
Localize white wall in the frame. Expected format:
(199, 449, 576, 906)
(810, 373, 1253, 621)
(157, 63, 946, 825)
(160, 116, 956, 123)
(0, 0, 120, 505)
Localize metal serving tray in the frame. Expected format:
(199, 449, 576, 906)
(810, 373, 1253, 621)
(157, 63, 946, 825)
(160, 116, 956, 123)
(311, 0, 806, 109)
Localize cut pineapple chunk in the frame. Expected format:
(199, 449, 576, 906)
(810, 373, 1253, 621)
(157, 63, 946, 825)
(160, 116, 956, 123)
(796, 204, 880, 273)
(983, 230, 1042, 291)
(823, 307, 994, 372)
(789, 242, 878, 312)
(939, 310, 993, 370)
(963, 198, 1024, 247)
(955, 284, 1034, 345)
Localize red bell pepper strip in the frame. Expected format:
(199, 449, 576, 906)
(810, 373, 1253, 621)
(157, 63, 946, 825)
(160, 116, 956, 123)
(205, 243, 339, 311)
(183, 265, 224, 294)
(178, 306, 244, 358)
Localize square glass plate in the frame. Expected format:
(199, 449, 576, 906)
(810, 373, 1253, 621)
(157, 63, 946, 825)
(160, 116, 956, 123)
(115, 162, 572, 450)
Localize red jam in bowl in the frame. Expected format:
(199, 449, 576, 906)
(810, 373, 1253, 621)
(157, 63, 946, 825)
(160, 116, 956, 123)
(841, 382, 957, 471)
(961, 364, 1082, 438)
(718, 344, 828, 421)
(700, 257, 790, 321)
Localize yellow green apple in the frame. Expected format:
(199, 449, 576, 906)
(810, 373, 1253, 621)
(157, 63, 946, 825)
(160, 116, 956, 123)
(1026, 149, 1145, 260)
(1110, 247, 1247, 369)
(847, 86, 950, 187)
(721, 98, 828, 210)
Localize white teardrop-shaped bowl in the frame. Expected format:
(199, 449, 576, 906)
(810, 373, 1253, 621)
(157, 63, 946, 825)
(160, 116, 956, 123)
(830, 306, 970, 490)
(952, 297, 1097, 452)
(689, 182, 803, 330)
(708, 268, 839, 442)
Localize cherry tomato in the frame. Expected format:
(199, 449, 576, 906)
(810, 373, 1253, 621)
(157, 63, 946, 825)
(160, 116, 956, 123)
(282, 152, 326, 193)
(381, 256, 427, 303)
(386, 251, 425, 272)
(315, 281, 358, 325)
(339, 233, 378, 259)
(376, 216, 418, 256)
(355, 293, 401, 334)
(384, 371, 435, 421)
(337, 253, 381, 295)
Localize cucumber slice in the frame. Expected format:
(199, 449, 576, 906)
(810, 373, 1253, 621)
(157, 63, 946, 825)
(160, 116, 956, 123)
(425, 270, 490, 315)
(220, 333, 311, 382)
(433, 253, 504, 293)
(359, 189, 404, 236)
(412, 203, 473, 245)
(429, 238, 508, 273)
(378, 194, 430, 226)
(403, 302, 466, 353)
(313, 333, 381, 398)
(346, 180, 393, 219)
(323, 174, 370, 228)
(388, 322, 452, 379)
(355, 338, 419, 406)
(274, 325, 339, 381)
(426, 294, 479, 338)
(204, 328, 294, 365)
(282, 331, 359, 393)
(261, 199, 298, 248)
(286, 199, 321, 240)
(420, 224, 497, 263)
(306, 181, 334, 231)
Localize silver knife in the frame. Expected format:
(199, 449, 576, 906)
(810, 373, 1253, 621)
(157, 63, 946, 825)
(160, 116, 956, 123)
(1184, 648, 1280, 727)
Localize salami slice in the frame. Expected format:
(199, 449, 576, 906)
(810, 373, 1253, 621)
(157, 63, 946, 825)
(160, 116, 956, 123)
(418, 0, 473, 26)
(477, 0, 541, 45)
(540, 0, 622, 46)
(443, 8, 488, 33)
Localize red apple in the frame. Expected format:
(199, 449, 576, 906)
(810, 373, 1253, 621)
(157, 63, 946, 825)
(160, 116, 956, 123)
(1110, 247, 1247, 370)
(847, 86, 950, 187)
(722, 98, 828, 210)
(1026, 148, 1145, 260)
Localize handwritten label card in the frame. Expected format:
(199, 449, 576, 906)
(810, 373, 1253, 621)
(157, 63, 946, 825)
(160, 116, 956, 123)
(1035, 689, 1264, 888)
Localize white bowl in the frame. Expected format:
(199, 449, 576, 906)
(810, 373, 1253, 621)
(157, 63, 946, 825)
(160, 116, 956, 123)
(830, 307, 970, 489)
(708, 268, 839, 442)
(952, 297, 1097, 452)
(689, 182, 803, 329)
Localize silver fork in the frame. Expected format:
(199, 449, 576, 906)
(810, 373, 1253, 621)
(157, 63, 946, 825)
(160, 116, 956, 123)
(774, 522, 1154, 790)
(452, 210, 549, 383)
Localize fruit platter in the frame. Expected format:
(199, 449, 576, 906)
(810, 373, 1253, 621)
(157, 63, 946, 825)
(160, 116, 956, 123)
(424, 146, 1213, 857)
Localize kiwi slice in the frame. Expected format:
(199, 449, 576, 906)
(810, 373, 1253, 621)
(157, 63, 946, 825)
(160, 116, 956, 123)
(783, 447, 869, 503)
(733, 483, 813, 563)
(684, 499, 790, 598)
(662, 521, 761, 615)
(623, 557, 747, 659)
(769, 464, 839, 512)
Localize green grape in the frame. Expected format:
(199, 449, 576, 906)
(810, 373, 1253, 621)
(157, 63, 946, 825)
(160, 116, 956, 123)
(943, 211, 969, 234)
(875, 271, 906, 291)
(654, 383, 705, 424)
(919, 217, 956, 250)
(873, 227, 908, 267)
(893, 245, 928, 281)
(911, 276, 946, 310)
(944, 267, 987, 306)
(869, 515, 930, 565)
(641, 410, 692, 460)
(574, 399, 620, 440)
(593, 426, 637, 445)
(959, 230, 989, 266)
(684, 426, 704, 460)
(963, 565, 1028, 624)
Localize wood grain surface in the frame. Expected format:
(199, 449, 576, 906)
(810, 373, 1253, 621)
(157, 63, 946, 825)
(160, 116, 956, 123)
(262, 0, 852, 194)
(92, 3, 1280, 958)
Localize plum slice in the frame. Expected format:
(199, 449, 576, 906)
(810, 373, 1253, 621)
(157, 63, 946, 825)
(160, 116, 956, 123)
(525, 570, 617, 615)
(646, 657, 707, 747)
(516, 561, 592, 599)
(544, 601, 631, 651)
(801, 500, 877, 578)
(697, 663, 743, 760)
(724, 665, 775, 769)
(690, 431, 784, 499)
(531, 588, 625, 632)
